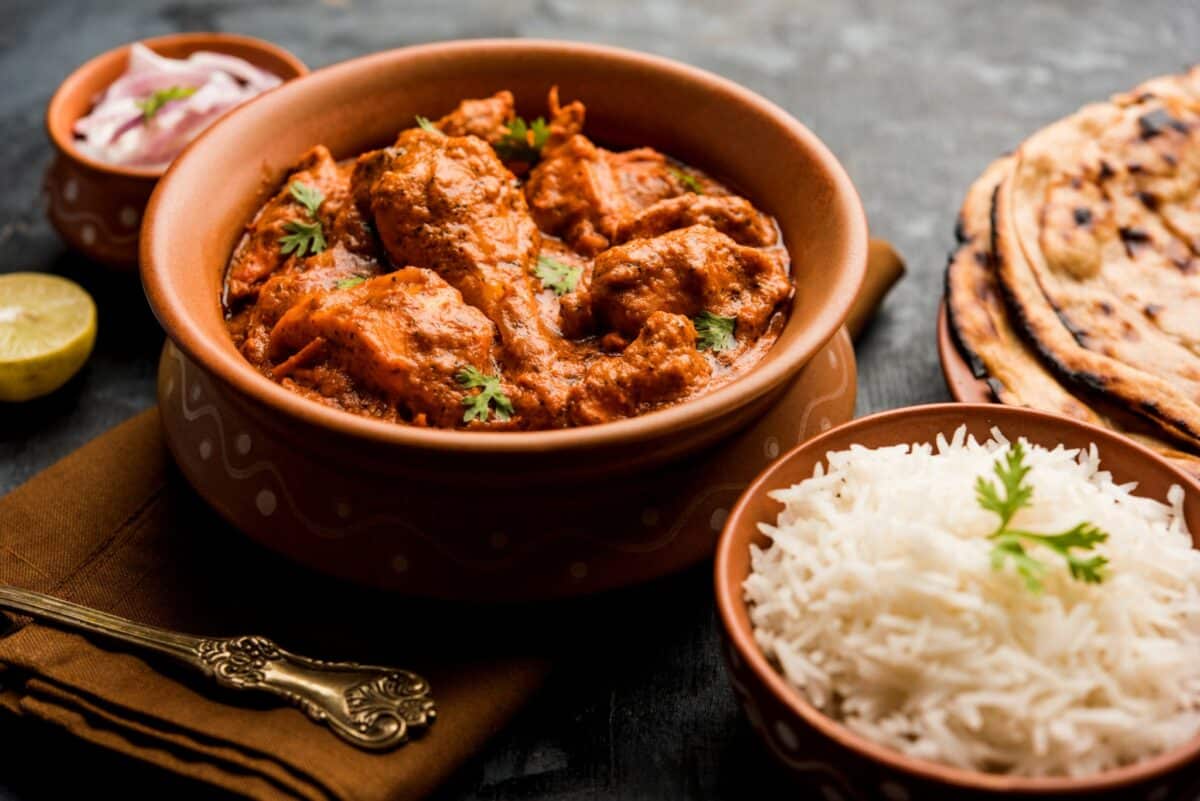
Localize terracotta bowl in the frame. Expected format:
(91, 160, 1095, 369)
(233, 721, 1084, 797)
(45, 32, 307, 269)
(142, 39, 868, 599)
(715, 403, 1200, 800)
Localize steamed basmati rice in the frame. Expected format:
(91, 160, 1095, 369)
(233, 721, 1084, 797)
(744, 426, 1200, 777)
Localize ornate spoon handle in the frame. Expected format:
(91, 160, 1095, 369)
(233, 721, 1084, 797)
(0, 585, 435, 750)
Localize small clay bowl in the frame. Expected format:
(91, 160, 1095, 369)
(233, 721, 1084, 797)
(715, 403, 1200, 800)
(45, 32, 307, 269)
(141, 39, 868, 599)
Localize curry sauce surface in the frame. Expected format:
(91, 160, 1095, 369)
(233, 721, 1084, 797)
(224, 90, 793, 429)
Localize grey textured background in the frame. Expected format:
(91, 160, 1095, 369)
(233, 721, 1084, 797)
(1, 1, 1198, 798)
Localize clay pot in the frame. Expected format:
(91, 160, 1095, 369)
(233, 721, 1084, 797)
(142, 40, 868, 598)
(716, 403, 1200, 799)
(45, 32, 307, 268)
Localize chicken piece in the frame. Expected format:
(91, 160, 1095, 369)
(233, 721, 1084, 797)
(227, 146, 373, 303)
(353, 128, 571, 416)
(590, 225, 791, 345)
(491, 87, 587, 176)
(434, 91, 515, 143)
(558, 285, 593, 339)
(267, 268, 497, 427)
(615, 194, 778, 247)
(541, 86, 585, 155)
(569, 312, 711, 425)
(326, 170, 375, 253)
(239, 245, 381, 367)
(525, 134, 693, 255)
(539, 243, 595, 339)
(527, 239, 590, 337)
(350, 146, 397, 218)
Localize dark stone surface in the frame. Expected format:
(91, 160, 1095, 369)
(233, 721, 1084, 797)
(1, 1, 1198, 798)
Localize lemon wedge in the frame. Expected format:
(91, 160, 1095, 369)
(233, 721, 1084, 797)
(0, 273, 97, 402)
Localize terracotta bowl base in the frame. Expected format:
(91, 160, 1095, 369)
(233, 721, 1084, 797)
(158, 330, 857, 600)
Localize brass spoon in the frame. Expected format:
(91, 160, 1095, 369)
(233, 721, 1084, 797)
(0, 585, 435, 751)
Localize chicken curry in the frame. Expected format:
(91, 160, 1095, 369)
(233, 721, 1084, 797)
(223, 89, 794, 430)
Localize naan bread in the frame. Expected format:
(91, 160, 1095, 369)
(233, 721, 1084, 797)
(995, 67, 1200, 449)
(946, 156, 1103, 424)
(946, 152, 1200, 477)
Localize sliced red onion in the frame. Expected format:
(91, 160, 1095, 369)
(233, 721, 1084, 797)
(72, 42, 282, 169)
(189, 51, 281, 91)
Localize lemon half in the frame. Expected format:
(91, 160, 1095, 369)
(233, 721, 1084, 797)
(0, 273, 97, 402)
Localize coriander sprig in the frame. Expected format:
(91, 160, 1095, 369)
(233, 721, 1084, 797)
(136, 85, 197, 121)
(976, 445, 1032, 529)
(495, 116, 550, 162)
(415, 115, 442, 135)
(669, 166, 704, 194)
(978, 441, 1110, 592)
(693, 311, 737, 352)
(289, 181, 325, 217)
(336, 276, 366, 290)
(279, 181, 327, 257)
(534, 255, 582, 296)
(279, 219, 326, 257)
(456, 367, 514, 423)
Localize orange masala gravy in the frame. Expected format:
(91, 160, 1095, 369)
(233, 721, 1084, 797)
(223, 89, 793, 430)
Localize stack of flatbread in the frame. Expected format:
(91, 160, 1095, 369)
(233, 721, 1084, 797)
(946, 66, 1200, 478)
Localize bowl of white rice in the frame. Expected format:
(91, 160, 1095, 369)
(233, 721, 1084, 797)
(714, 403, 1200, 800)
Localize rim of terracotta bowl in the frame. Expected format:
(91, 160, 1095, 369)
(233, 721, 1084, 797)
(46, 31, 308, 180)
(715, 403, 1200, 795)
(141, 38, 868, 455)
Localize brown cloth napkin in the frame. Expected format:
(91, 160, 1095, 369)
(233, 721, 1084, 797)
(0, 409, 549, 801)
(0, 240, 902, 800)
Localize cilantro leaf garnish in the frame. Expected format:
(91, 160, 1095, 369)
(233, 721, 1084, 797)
(495, 116, 550, 162)
(278, 181, 326, 257)
(136, 85, 197, 121)
(456, 367, 513, 423)
(975, 444, 1032, 529)
(415, 115, 442, 135)
(988, 537, 1046, 592)
(669, 166, 704, 194)
(279, 219, 326, 257)
(534, 255, 582, 296)
(693, 311, 737, 352)
(979, 441, 1110, 592)
(289, 181, 325, 217)
(336, 276, 366, 290)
